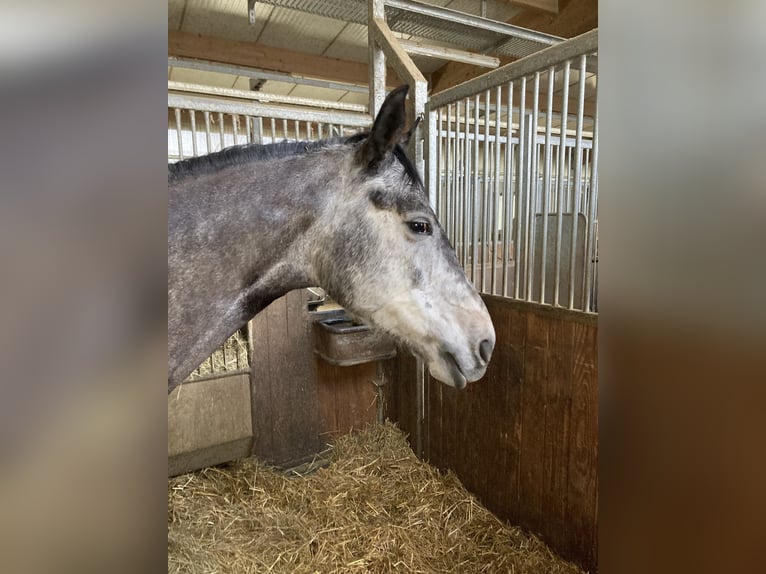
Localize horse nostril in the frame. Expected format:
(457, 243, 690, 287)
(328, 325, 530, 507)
(479, 339, 493, 364)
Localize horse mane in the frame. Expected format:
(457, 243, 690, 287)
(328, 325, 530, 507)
(168, 132, 422, 188)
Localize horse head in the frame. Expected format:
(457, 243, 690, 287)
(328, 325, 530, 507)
(312, 86, 495, 389)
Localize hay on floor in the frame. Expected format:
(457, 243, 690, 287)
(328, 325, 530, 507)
(168, 422, 585, 573)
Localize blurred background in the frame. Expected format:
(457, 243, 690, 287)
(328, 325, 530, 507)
(0, 1, 764, 572)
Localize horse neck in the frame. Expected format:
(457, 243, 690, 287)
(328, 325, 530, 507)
(171, 149, 346, 314)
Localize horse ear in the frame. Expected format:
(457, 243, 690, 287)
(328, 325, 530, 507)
(357, 85, 409, 171)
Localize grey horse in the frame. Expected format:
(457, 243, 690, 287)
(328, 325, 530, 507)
(168, 86, 494, 392)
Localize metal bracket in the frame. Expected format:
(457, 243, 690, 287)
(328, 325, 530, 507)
(248, 0, 257, 25)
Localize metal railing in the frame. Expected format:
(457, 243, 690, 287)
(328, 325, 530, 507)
(426, 29, 599, 313)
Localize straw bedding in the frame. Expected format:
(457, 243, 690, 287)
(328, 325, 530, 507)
(168, 422, 585, 573)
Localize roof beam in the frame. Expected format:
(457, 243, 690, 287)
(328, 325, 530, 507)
(168, 31, 400, 89)
(495, 0, 559, 14)
(430, 0, 596, 94)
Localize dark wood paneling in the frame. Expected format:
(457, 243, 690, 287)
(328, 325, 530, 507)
(390, 296, 598, 572)
(381, 346, 419, 443)
(315, 358, 378, 440)
(249, 290, 322, 465)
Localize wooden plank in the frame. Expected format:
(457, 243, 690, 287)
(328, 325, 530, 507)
(564, 320, 598, 570)
(168, 372, 252, 476)
(517, 310, 549, 532)
(315, 358, 338, 441)
(169, 31, 400, 89)
(482, 300, 526, 518)
(250, 290, 322, 465)
(382, 347, 419, 446)
(386, 297, 597, 572)
(541, 317, 575, 554)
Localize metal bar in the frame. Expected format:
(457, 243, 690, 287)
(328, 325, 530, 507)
(513, 79, 526, 299)
(399, 38, 500, 68)
(245, 115, 252, 144)
(471, 93, 480, 286)
(233, 115, 240, 146)
(462, 96, 471, 271)
(426, 108, 438, 209)
(370, 16, 427, 173)
(168, 56, 370, 95)
(168, 81, 368, 112)
(385, 0, 562, 46)
(174, 108, 184, 160)
(492, 84, 502, 295)
(525, 73, 540, 302)
(428, 29, 596, 110)
(168, 93, 372, 128)
(539, 66, 555, 304)
(203, 111, 212, 154)
(584, 66, 599, 313)
(480, 89, 490, 293)
(189, 110, 198, 156)
(435, 108, 443, 217)
(370, 0, 387, 116)
(553, 60, 570, 306)
(568, 54, 587, 310)
(502, 80, 514, 298)
(445, 102, 453, 247)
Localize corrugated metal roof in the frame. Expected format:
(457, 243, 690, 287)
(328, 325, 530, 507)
(168, 0, 564, 106)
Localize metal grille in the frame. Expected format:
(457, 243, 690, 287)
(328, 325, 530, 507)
(252, 0, 560, 58)
(168, 93, 372, 378)
(426, 30, 599, 312)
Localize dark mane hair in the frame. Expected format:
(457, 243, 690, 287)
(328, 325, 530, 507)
(168, 132, 422, 188)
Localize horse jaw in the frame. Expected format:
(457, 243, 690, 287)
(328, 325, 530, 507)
(367, 287, 495, 389)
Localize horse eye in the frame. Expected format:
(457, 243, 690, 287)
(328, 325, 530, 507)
(407, 220, 433, 235)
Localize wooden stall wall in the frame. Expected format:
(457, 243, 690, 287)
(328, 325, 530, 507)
(385, 295, 598, 572)
(249, 289, 381, 466)
(170, 289, 384, 476)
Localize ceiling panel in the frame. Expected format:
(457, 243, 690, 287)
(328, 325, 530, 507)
(321, 22, 368, 62)
(170, 67, 239, 88)
(255, 7, 348, 53)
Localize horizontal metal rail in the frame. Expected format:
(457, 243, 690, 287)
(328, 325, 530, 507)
(168, 93, 372, 128)
(429, 29, 597, 109)
(168, 82, 368, 113)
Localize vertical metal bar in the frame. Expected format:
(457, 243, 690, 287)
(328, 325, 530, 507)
(553, 61, 571, 307)
(318, 122, 324, 140)
(569, 54, 587, 309)
(445, 103, 453, 245)
(436, 108, 443, 218)
(539, 66, 555, 304)
(480, 89, 491, 293)
(174, 108, 184, 160)
(245, 116, 252, 144)
(454, 99, 462, 259)
(525, 72, 540, 302)
(462, 96, 471, 271)
(426, 108, 438, 210)
(269, 118, 276, 143)
(471, 93, 480, 286)
(232, 115, 239, 147)
(491, 84, 502, 295)
(502, 81, 514, 298)
(452, 103, 460, 247)
(204, 111, 212, 154)
(584, 65, 599, 313)
(281, 118, 288, 140)
(189, 110, 198, 156)
(514, 78, 526, 300)
(217, 112, 225, 149)
(307, 121, 313, 140)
